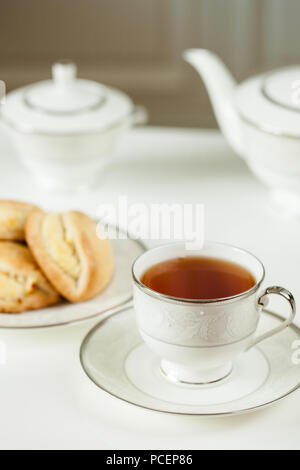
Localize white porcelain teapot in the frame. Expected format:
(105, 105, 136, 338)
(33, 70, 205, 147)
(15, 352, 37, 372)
(184, 49, 300, 213)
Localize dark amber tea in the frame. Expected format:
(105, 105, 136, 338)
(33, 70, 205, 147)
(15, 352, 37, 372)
(141, 256, 256, 300)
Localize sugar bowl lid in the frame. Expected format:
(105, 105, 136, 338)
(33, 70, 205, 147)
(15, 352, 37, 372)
(2, 60, 134, 134)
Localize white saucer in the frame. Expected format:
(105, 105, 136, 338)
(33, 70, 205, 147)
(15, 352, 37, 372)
(80, 306, 300, 416)
(0, 237, 145, 329)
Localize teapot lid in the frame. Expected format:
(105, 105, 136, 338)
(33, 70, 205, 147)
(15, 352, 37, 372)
(262, 67, 300, 111)
(1, 61, 133, 134)
(236, 66, 300, 137)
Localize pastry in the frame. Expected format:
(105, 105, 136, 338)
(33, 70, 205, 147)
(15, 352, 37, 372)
(0, 241, 60, 313)
(25, 210, 114, 302)
(0, 200, 38, 241)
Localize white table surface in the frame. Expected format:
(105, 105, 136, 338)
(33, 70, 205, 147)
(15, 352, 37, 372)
(0, 126, 299, 450)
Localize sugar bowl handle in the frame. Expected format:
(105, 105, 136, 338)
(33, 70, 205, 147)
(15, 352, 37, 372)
(131, 106, 148, 125)
(248, 286, 296, 350)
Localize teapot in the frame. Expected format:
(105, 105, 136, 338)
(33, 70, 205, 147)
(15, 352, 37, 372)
(184, 49, 300, 213)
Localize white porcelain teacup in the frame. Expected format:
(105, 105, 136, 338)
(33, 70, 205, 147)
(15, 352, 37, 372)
(132, 242, 296, 384)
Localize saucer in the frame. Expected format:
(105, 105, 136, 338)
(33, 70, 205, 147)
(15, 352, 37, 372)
(80, 306, 300, 416)
(0, 237, 145, 329)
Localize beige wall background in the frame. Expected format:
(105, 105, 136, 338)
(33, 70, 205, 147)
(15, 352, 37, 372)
(0, 0, 299, 127)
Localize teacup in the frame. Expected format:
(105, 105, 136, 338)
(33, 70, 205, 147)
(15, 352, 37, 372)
(132, 242, 296, 384)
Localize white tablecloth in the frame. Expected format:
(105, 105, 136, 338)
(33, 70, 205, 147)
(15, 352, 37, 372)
(0, 127, 299, 450)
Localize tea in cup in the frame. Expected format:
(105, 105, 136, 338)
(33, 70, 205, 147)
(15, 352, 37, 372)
(132, 242, 296, 384)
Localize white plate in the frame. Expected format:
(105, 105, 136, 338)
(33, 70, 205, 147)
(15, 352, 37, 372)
(80, 306, 300, 416)
(0, 237, 145, 328)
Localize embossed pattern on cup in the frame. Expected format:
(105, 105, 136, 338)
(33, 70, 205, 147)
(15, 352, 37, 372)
(134, 286, 259, 347)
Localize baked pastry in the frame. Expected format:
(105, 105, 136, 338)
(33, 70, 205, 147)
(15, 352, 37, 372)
(0, 241, 60, 313)
(25, 210, 114, 302)
(0, 200, 38, 241)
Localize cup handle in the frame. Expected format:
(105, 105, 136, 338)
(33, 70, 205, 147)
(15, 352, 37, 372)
(247, 286, 296, 350)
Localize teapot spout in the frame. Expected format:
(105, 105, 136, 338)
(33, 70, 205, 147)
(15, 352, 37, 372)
(183, 49, 244, 156)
